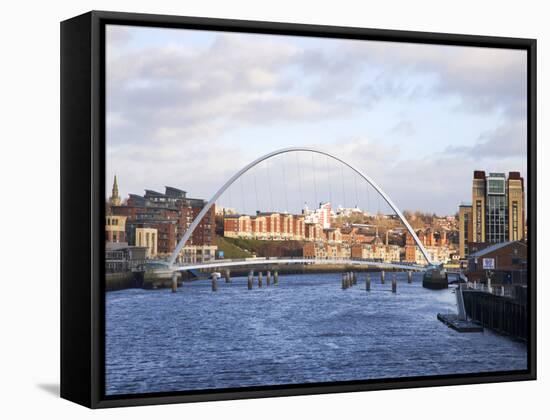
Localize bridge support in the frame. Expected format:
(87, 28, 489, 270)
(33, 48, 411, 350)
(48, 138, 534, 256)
(392, 274, 397, 293)
(171, 272, 178, 293)
(211, 273, 219, 292)
(258, 272, 263, 288)
(366, 274, 371, 292)
(408, 271, 412, 283)
(274, 271, 279, 285)
(224, 269, 231, 283)
(381, 270, 385, 284)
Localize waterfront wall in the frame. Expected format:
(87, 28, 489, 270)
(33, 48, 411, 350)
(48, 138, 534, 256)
(462, 290, 527, 341)
(106, 272, 140, 291)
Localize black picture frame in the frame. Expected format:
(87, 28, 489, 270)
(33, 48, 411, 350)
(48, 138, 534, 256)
(60, 10, 537, 408)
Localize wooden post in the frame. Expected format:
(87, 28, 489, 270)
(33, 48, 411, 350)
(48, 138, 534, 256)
(211, 273, 218, 292)
(274, 271, 279, 285)
(392, 274, 397, 293)
(342, 273, 348, 290)
(266, 270, 271, 287)
(224, 269, 231, 283)
(258, 272, 263, 288)
(408, 271, 412, 283)
(247, 272, 253, 290)
(366, 274, 371, 292)
(381, 270, 385, 284)
(171, 271, 178, 293)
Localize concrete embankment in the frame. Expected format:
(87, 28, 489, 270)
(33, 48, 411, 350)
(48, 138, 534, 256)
(106, 270, 194, 291)
(462, 289, 528, 341)
(106, 272, 142, 291)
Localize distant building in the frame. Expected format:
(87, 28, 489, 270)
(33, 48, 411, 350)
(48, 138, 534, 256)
(304, 202, 332, 229)
(224, 212, 307, 241)
(351, 242, 400, 263)
(105, 242, 147, 273)
(111, 186, 217, 258)
(303, 242, 350, 259)
(109, 175, 122, 206)
(135, 227, 158, 258)
(105, 215, 126, 243)
(405, 229, 452, 264)
(179, 245, 218, 264)
(458, 204, 473, 258)
(471, 171, 525, 245)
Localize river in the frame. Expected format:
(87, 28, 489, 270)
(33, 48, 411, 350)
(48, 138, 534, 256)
(105, 272, 527, 395)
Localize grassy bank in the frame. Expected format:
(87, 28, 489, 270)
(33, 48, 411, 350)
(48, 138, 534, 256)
(219, 236, 304, 258)
(215, 236, 253, 259)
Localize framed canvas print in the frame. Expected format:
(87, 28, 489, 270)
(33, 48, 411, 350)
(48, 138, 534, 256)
(60, 11, 536, 408)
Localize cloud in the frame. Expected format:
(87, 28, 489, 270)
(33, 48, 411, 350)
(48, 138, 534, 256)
(106, 28, 528, 215)
(388, 120, 416, 137)
(446, 120, 527, 158)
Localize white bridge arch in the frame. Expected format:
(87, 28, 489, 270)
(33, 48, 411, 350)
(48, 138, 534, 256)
(168, 147, 433, 267)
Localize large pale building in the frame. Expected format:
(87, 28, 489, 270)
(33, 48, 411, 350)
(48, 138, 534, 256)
(135, 227, 158, 258)
(304, 202, 332, 229)
(105, 215, 127, 243)
(468, 170, 525, 246)
(458, 204, 473, 258)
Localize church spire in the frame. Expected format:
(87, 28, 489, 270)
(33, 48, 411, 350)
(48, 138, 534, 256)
(109, 175, 121, 206)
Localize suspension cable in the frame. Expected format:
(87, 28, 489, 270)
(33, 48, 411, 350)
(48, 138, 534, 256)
(312, 153, 318, 208)
(266, 159, 274, 212)
(341, 163, 346, 209)
(326, 155, 332, 206)
(240, 175, 246, 215)
(254, 166, 259, 214)
(354, 172, 359, 209)
(296, 152, 304, 211)
(282, 154, 289, 212)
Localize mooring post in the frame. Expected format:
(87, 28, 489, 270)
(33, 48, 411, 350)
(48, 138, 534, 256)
(381, 270, 385, 284)
(211, 273, 218, 292)
(171, 271, 178, 293)
(392, 274, 397, 293)
(342, 273, 348, 290)
(247, 272, 253, 290)
(224, 269, 231, 283)
(258, 272, 263, 288)
(274, 271, 279, 285)
(366, 274, 371, 292)
(266, 270, 271, 286)
(408, 271, 412, 283)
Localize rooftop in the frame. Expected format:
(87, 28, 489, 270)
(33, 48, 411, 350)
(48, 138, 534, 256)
(469, 241, 527, 258)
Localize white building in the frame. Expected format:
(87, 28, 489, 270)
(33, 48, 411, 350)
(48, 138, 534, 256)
(304, 202, 332, 229)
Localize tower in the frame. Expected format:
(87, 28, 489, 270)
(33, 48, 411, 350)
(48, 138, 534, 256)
(471, 170, 486, 243)
(507, 171, 525, 241)
(109, 175, 121, 206)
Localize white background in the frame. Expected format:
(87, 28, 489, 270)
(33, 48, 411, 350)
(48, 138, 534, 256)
(0, 0, 547, 418)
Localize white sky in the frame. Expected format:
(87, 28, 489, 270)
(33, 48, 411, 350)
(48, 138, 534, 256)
(106, 24, 527, 216)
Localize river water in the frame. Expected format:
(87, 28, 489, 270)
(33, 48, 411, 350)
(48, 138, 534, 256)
(105, 272, 527, 395)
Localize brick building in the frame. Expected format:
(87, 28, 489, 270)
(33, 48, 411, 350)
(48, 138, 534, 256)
(110, 185, 216, 259)
(466, 241, 527, 284)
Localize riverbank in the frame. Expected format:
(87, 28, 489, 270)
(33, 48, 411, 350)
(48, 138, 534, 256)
(106, 264, 406, 291)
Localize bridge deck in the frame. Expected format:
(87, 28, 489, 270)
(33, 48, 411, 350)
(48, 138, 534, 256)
(173, 258, 427, 272)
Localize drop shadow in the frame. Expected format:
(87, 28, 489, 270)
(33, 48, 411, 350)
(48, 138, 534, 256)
(37, 383, 60, 397)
